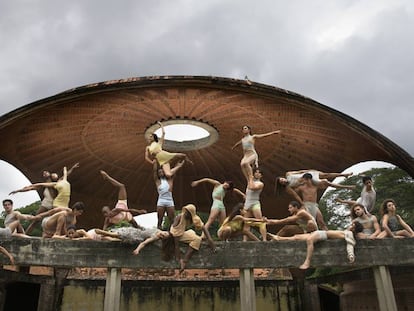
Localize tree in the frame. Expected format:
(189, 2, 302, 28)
(319, 167, 414, 229)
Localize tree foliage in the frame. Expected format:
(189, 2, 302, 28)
(319, 167, 414, 230)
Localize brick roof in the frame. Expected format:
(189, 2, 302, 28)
(1, 76, 412, 229)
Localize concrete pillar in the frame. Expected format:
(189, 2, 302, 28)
(37, 282, 56, 311)
(239, 268, 256, 311)
(373, 266, 397, 311)
(104, 267, 122, 311)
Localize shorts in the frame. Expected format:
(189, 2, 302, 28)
(0, 227, 11, 238)
(157, 197, 174, 208)
(211, 200, 225, 211)
(304, 202, 319, 219)
(177, 229, 202, 250)
(244, 202, 261, 211)
(315, 230, 327, 240)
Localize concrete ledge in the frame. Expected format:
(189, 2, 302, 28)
(1, 237, 413, 269)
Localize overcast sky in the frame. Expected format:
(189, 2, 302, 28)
(1, 0, 413, 209)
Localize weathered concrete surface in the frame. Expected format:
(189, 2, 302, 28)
(1, 237, 413, 269)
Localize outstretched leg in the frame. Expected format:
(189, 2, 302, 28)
(26, 205, 48, 234)
(319, 172, 353, 180)
(100, 170, 127, 200)
(320, 179, 355, 190)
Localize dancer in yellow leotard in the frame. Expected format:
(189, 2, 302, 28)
(145, 121, 192, 178)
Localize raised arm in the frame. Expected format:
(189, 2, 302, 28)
(9, 184, 41, 195)
(67, 162, 80, 177)
(252, 130, 281, 139)
(285, 186, 303, 204)
(247, 176, 264, 191)
(169, 160, 185, 178)
(157, 121, 165, 144)
(191, 178, 220, 187)
(62, 166, 68, 181)
(231, 139, 242, 150)
(145, 146, 155, 165)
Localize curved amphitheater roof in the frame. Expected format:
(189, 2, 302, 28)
(1, 76, 413, 228)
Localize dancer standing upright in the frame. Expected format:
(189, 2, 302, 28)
(232, 125, 281, 180)
(153, 160, 184, 229)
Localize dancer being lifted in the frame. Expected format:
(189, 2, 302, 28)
(100, 170, 147, 230)
(153, 160, 185, 229)
(191, 178, 245, 234)
(232, 125, 281, 180)
(145, 121, 192, 178)
(275, 169, 354, 197)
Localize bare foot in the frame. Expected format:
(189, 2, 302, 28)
(299, 261, 310, 270)
(343, 172, 353, 178)
(267, 233, 280, 241)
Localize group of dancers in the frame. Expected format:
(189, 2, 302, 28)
(2, 122, 413, 271)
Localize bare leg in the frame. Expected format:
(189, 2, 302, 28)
(95, 229, 119, 238)
(157, 206, 166, 229)
(251, 209, 267, 241)
(166, 207, 175, 230)
(319, 172, 353, 180)
(315, 209, 328, 231)
(320, 179, 355, 190)
(100, 170, 127, 200)
(26, 205, 49, 234)
(180, 246, 195, 273)
(299, 232, 321, 270)
(335, 198, 357, 206)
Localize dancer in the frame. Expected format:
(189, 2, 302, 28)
(377, 199, 414, 238)
(170, 204, 216, 272)
(95, 227, 170, 255)
(9, 163, 79, 234)
(232, 125, 281, 180)
(243, 168, 267, 241)
(153, 160, 184, 229)
(336, 176, 376, 214)
(270, 222, 363, 270)
(41, 202, 85, 238)
(2, 199, 38, 235)
(217, 203, 264, 241)
(275, 169, 354, 196)
(191, 178, 245, 234)
(349, 203, 380, 239)
(266, 200, 318, 239)
(100, 170, 147, 230)
(145, 121, 192, 178)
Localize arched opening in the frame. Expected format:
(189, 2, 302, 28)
(145, 119, 219, 151)
(0, 160, 40, 211)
